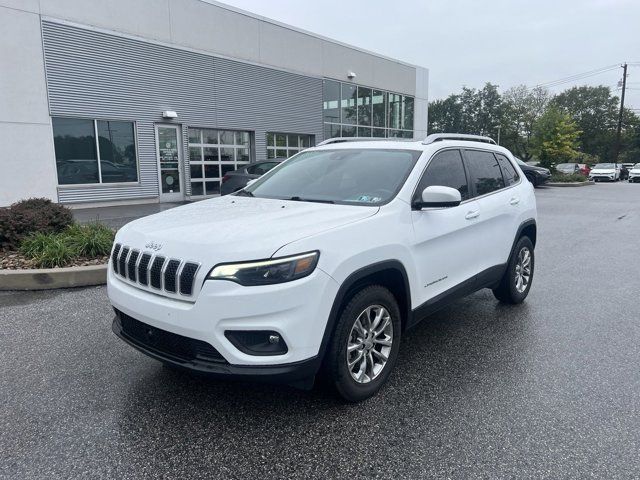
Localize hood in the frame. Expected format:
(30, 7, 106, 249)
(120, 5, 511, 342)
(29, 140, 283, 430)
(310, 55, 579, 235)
(590, 168, 615, 174)
(116, 196, 378, 265)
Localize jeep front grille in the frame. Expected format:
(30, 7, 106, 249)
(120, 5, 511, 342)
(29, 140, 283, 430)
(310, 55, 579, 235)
(111, 243, 201, 298)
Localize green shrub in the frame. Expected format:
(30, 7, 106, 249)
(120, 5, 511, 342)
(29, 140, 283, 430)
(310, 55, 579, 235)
(64, 223, 114, 257)
(19, 232, 57, 258)
(0, 198, 73, 251)
(34, 237, 75, 268)
(550, 172, 588, 183)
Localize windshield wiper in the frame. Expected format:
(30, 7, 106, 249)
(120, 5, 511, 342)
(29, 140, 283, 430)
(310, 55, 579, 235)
(234, 189, 254, 197)
(287, 196, 335, 204)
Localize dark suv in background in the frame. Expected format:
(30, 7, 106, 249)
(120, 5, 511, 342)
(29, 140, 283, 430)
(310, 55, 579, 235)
(516, 158, 550, 187)
(220, 159, 284, 195)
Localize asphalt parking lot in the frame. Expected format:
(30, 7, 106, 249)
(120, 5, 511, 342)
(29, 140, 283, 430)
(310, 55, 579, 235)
(2, 182, 640, 479)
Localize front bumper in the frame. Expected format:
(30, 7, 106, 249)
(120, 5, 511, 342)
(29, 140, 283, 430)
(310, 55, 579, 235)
(629, 174, 640, 182)
(590, 175, 616, 181)
(108, 265, 339, 370)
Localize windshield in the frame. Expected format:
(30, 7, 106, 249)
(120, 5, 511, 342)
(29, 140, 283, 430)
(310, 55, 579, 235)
(243, 148, 421, 205)
(594, 163, 615, 169)
(556, 163, 575, 170)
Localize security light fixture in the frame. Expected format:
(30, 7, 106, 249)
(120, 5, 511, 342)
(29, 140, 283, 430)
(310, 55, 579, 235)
(347, 71, 356, 80)
(162, 110, 178, 119)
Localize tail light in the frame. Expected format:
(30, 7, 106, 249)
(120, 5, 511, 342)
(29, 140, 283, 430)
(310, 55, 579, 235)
(222, 174, 230, 183)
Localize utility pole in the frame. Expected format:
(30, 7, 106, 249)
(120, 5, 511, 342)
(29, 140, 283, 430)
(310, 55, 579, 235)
(614, 62, 628, 163)
(496, 125, 501, 145)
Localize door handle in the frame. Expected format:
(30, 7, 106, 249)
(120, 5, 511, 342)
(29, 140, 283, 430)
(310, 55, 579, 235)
(465, 210, 480, 220)
(509, 197, 520, 206)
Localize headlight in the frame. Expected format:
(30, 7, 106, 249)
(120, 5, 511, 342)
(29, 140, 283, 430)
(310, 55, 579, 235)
(208, 251, 319, 286)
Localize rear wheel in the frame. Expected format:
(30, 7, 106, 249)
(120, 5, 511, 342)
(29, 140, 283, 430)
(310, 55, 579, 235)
(324, 285, 401, 402)
(493, 236, 534, 304)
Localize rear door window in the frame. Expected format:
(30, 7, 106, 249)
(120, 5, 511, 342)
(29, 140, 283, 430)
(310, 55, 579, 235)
(496, 154, 520, 186)
(464, 150, 505, 197)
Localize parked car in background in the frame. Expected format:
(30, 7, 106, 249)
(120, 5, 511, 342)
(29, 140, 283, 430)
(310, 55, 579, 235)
(577, 164, 591, 176)
(516, 158, 550, 187)
(619, 164, 629, 181)
(589, 163, 620, 182)
(628, 163, 640, 183)
(555, 163, 581, 175)
(221, 159, 284, 195)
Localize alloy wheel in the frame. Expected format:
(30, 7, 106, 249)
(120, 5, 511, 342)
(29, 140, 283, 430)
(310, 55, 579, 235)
(346, 305, 393, 384)
(514, 247, 532, 293)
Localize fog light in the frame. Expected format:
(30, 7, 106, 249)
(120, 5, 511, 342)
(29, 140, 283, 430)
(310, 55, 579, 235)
(225, 330, 288, 356)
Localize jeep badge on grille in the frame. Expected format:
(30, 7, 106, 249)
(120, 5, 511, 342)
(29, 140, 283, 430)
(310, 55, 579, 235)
(145, 241, 163, 251)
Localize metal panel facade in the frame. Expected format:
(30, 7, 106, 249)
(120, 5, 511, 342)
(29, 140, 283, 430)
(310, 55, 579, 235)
(41, 21, 323, 203)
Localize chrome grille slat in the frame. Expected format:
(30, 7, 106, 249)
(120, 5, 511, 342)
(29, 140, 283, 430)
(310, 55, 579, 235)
(113, 245, 200, 298)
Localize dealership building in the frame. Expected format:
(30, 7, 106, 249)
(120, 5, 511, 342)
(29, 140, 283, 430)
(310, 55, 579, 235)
(0, 0, 428, 207)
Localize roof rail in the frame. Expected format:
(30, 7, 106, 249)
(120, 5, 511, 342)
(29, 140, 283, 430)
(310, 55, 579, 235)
(422, 133, 497, 145)
(316, 137, 410, 146)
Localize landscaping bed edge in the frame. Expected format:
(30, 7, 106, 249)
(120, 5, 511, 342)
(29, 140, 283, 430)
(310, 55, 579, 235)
(0, 264, 108, 291)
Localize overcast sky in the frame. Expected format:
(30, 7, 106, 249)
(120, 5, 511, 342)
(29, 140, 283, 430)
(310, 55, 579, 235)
(217, 0, 640, 110)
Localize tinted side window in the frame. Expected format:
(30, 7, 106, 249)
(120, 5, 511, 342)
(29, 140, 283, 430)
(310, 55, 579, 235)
(465, 150, 505, 196)
(413, 149, 469, 202)
(496, 154, 520, 186)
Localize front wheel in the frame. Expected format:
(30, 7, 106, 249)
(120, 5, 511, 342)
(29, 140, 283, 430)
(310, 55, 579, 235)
(493, 236, 535, 304)
(324, 285, 401, 402)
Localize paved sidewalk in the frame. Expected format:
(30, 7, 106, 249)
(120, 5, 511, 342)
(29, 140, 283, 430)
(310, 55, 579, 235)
(73, 201, 191, 229)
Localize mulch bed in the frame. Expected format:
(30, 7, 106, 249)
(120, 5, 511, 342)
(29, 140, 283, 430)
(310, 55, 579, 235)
(0, 251, 109, 270)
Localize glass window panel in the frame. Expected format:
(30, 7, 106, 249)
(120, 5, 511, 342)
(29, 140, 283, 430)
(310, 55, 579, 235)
(323, 80, 340, 123)
(267, 149, 276, 159)
(357, 87, 372, 126)
(496, 154, 520, 186)
(301, 136, 311, 148)
(191, 181, 204, 196)
(220, 148, 234, 162)
(205, 181, 220, 195)
(221, 164, 236, 177)
(414, 149, 469, 202)
(372, 90, 386, 128)
(203, 129, 218, 144)
(402, 130, 414, 139)
(203, 147, 218, 162)
(465, 150, 505, 196)
(219, 131, 234, 145)
(324, 123, 340, 140)
(266, 132, 275, 147)
(275, 149, 287, 158)
(287, 134, 299, 148)
(341, 84, 357, 124)
(341, 125, 356, 137)
(204, 164, 219, 179)
(372, 128, 386, 138)
(189, 147, 202, 162)
(388, 93, 401, 130)
(97, 120, 137, 183)
(275, 134, 286, 147)
(161, 169, 180, 193)
(237, 148, 250, 162)
(190, 164, 203, 179)
(357, 127, 372, 137)
(403, 96, 414, 131)
(52, 117, 99, 185)
(188, 128, 202, 144)
(236, 131, 249, 146)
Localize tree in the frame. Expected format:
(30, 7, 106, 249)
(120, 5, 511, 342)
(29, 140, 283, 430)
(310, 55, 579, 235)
(531, 107, 582, 168)
(500, 85, 550, 160)
(550, 86, 618, 161)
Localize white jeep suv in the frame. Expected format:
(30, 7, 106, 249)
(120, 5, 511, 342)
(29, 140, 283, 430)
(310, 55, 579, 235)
(108, 134, 537, 402)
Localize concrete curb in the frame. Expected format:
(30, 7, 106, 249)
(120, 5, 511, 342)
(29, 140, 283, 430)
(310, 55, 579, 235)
(546, 181, 595, 187)
(0, 264, 107, 291)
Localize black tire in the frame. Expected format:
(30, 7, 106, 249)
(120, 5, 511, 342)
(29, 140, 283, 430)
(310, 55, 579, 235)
(525, 173, 537, 187)
(324, 285, 401, 402)
(493, 236, 535, 304)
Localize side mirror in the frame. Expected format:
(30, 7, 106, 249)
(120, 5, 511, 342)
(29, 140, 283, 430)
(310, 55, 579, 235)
(413, 186, 462, 209)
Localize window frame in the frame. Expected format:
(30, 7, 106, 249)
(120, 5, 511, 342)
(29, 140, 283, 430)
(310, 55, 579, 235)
(53, 116, 141, 188)
(461, 148, 521, 199)
(411, 148, 471, 206)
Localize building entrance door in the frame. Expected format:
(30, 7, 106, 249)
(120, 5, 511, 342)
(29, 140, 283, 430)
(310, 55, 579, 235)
(155, 124, 184, 202)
